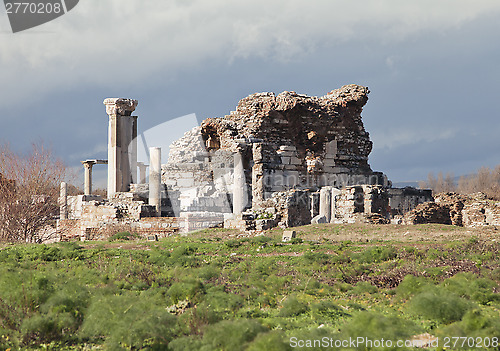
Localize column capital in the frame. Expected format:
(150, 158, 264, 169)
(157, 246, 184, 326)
(103, 98, 138, 116)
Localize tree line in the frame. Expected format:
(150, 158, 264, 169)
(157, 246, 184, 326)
(419, 165, 500, 200)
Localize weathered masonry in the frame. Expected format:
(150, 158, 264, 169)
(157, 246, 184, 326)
(58, 85, 434, 240)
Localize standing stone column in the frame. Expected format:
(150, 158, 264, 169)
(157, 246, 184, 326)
(331, 188, 341, 223)
(103, 98, 138, 199)
(319, 186, 332, 223)
(149, 147, 162, 216)
(252, 143, 264, 209)
(59, 182, 68, 220)
(137, 162, 148, 184)
(233, 151, 248, 214)
(81, 161, 94, 195)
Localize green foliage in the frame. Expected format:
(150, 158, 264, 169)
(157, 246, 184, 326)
(396, 275, 432, 299)
(340, 312, 421, 350)
(310, 300, 348, 320)
(21, 281, 89, 344)
(0, 231, 499, 349)
(408, 288, 473, 324)
(249, 235, 273, 245)
(80, 293, 177, 350)
(108, 231, 141, 241)
(224, 239, 242, 248)
(289, 237, 303, 244)
(200, 319, 268, 351)
(303, 251, 330, 265)
(441, 272, 499, 305)
(351, 281, 378, 295)
(351, 245, 398, 263)
(169, 335, 203, 351)
(170, 244, 200, 267)
(278, 296, 309, 317)
(246, 330, 292, 351)
(438, 308, 500, 341)
(167, 280, 205, 304)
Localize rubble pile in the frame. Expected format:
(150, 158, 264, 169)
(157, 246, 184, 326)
(404, 192, 500, 227)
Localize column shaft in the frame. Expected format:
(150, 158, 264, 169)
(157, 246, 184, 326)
(149, 147, 162, 216)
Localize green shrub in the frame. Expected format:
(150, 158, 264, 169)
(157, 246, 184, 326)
(246, 330, 292, 351)
(201, 319, 268, 351)
(290, 238, 303, 244)
(311, 300, 348, 320)
(303, 251, 330, 265)
(170, 245, 199, 267)
(250, 236, 273, 245)
(396, 275, 432, 299)
(409, 288, 473, 324)
(169, 335, 203, 351)
(278, 296, 309, 317)
(441, 273, 499, 305)
(167, 280, 205, 304)
(351, 246, 397, 263)
(438, 308, 500, 341)
(108, 231, 141, 241)
(225, 239, 242, 248)
(80, 293, 177, 350)
(202, 290, 244, 315)
(352, 281, 378, 295)
(340, 312, 421, 350)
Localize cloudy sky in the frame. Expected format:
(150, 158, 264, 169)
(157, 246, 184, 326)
(1, 0, 500, 188)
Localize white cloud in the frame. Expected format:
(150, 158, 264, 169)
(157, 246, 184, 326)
(1, 0, 500, 110)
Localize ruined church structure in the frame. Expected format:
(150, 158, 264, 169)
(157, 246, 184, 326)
(58, 84, 436, 240)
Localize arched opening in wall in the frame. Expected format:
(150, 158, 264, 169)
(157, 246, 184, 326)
(354, 186, 365, 213)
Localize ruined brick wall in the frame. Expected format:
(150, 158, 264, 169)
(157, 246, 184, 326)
(388, 188, 433, 216)
(201, 85, 374, 174)
(404, 192, 500, 227)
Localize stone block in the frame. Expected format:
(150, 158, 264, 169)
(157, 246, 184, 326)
(177, 178, 195, 188)
(281, 156, 291, 165)
(290, 157, 302, 165)
(311, 215, 327, 224)
(323, 159, 336, 167)
(325, 140, 337, 155)
(282, 230, 296, 242)
(279, 145, 296, 151)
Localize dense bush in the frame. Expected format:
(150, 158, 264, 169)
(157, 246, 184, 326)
(396, 275, 432, 299)
(340, 312, 421, 350)
(441, 272, 499, 305)
(108, 231, 141, 241)
(408, 288, 473, 324)
(200, 319, 268, 351)
(351, 245, 398, 263)
(80, 293, 177, 350)
(278, 296, 309, 317)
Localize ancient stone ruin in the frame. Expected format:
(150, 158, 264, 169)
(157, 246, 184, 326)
(58, 85, 443, 240)
(404, 192, 500, 227)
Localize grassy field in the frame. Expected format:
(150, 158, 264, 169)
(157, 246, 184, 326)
(0, 224, 499, 350)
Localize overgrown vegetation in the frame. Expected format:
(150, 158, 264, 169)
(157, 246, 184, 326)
(0, 229, 499, 350)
